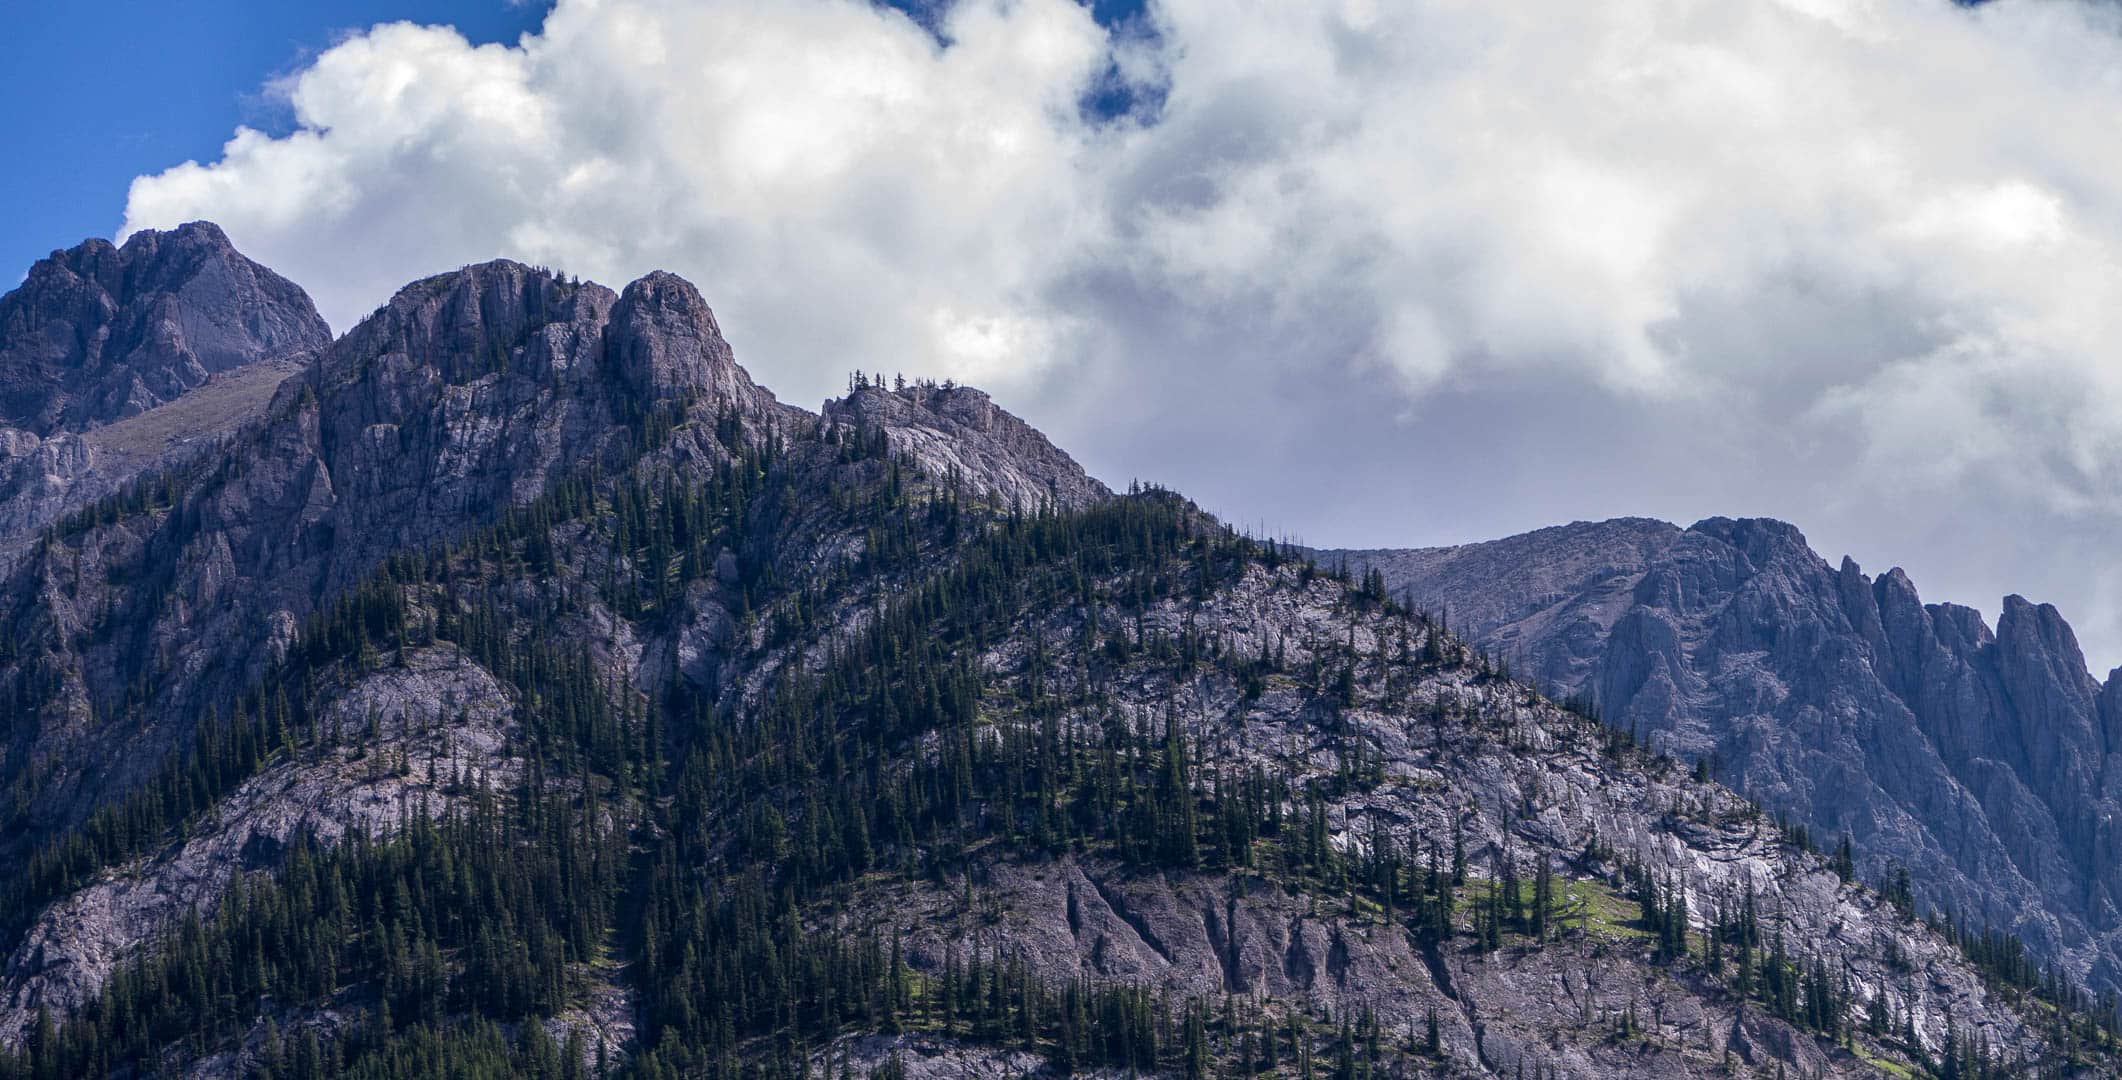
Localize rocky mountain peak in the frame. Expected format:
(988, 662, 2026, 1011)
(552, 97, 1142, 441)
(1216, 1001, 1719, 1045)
(1682, 515, 1818, 572)
(0, 221, 329, 434)
(1991, 595, 2109, 824)
(329, 260, 614, 387)
(105, 220, 238, 281)
(821, 380, 1109, 510)
(1996, 593, 2099, 691)
(324, 262, 786, 426)
(35, 221, 241, 300)
(607, 270, 771, 410)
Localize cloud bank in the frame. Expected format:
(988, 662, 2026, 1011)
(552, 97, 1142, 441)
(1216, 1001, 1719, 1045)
(124, 0, 2122, 667)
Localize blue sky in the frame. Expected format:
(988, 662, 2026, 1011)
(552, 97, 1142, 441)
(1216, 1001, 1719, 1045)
(0, 1, 550, 276)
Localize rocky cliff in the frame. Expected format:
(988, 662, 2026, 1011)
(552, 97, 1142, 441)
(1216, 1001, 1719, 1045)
(0, 232, 2108, 1078)
(0, 223, 331, 569)
(1330, 519, 2122, 1000)
(0, 256, 795, 853)
(821, 380, 1111, 511)
(0, 222, 327, 435)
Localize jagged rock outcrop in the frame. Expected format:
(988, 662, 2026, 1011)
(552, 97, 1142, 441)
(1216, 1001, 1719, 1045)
(1331, 518, 2122, 995)
(0, 222, 327, 435)
(822, 382, 1108, 511)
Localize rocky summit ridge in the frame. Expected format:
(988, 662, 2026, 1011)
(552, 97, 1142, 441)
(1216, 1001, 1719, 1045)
(0, 227, 2111, 1079)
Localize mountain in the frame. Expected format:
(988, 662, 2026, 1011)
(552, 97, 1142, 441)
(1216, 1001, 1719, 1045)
(0, 234, 2112, 1079)
(0, 221, 327, 436)
(0, 222, 332, 568)
(1327, 519, 2122, 1000)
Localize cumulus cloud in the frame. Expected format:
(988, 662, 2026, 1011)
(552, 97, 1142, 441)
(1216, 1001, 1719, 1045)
(124, 0, 2122, 666)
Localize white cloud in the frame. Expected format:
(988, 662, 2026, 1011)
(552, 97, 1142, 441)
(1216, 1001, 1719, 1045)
(124, 0, 2122, 665)
(128, 0, 1112, 398)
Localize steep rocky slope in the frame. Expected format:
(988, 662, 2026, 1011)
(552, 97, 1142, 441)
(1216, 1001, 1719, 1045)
(2, 647, 522, 1042)
(1329, 520, 2122, 1001)
(0, 239, 2108, 1078)
(790, 552, 2058, 1078)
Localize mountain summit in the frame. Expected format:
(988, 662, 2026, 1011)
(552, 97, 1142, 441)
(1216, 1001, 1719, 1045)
(0, 222, 328, 435)
(0, 223, 332, 573)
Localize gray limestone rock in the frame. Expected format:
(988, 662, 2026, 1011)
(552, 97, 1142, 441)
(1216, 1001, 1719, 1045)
(822, 382, 1109, 511)
(0, 222, 328, 435)
(1330, 517, 2122, 995)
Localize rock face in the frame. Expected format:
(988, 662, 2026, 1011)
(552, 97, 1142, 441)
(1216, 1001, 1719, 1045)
(817, 558, 2044, 1077)
(0, 229, 2104, 1076)
(1, 647, 519, 1039)
(822, 381, 1108, 511)
(1330, 518, 2122, 995)
(0, 224, 330, 568)
(0, 222, 328, 435)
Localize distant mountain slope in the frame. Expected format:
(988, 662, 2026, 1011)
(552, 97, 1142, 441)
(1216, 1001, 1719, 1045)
(1329, 518, 2122, 998)
(0, 232, 2109, 1078)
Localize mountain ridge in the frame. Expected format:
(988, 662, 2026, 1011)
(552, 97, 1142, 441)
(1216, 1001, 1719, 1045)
(0, 228, 2110, 1078)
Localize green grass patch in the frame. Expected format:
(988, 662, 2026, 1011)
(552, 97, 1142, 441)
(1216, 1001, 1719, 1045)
(1559, 877, 1651, 940)
(1853, 1044, 1921, 1079)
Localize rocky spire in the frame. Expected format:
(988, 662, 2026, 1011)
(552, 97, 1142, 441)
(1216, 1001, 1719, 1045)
(606, 270, 770, 410)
